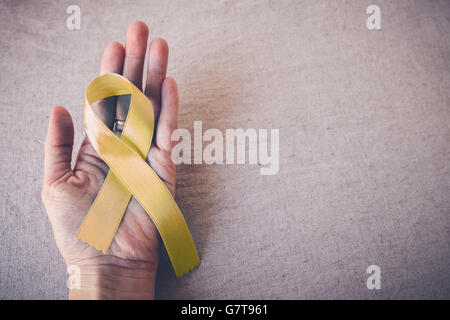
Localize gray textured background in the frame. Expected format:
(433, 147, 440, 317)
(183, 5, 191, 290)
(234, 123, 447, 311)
(1, 0, 449, 299)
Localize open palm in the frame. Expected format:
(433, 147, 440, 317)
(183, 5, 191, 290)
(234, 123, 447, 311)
(41, 21, 179, 285)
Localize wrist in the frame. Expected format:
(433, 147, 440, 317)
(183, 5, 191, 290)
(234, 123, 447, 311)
(67, 255, 157, 300)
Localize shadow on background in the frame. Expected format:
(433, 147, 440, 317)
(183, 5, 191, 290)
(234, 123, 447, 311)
(154, 51, 247, 299)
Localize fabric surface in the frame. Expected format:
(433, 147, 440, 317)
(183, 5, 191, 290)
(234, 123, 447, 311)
(0, 0, 449, 299)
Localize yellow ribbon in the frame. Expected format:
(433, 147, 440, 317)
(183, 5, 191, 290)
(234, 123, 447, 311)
(76, 73, 200, 277)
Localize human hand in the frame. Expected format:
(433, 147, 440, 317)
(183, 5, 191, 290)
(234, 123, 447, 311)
(41, 21, 179, 299)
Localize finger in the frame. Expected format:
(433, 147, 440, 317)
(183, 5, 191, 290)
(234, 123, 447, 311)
(155, 77, 179, 152)
(100, 41, 125, 75)
(44, 106, 74, 186)
(118, 20, 149, 121)
(144, 38, 168, 121)
(93, 41, 124, 129)
(123, 21, 149, 88)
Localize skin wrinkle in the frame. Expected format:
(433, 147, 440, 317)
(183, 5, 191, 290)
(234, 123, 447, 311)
(75, 153, 108, 176)
(149, 148, 176, 190)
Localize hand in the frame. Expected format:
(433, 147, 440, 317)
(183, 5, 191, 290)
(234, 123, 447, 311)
(41, 21, 179, 299)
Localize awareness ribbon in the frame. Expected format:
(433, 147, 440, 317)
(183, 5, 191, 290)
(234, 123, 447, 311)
(76, 73, 200, 277)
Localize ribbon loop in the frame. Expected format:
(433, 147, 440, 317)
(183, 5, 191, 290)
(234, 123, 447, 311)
(76, 73, 200, 277)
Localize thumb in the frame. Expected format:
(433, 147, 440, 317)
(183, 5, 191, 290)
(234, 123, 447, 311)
(43, 106, 74, 186)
